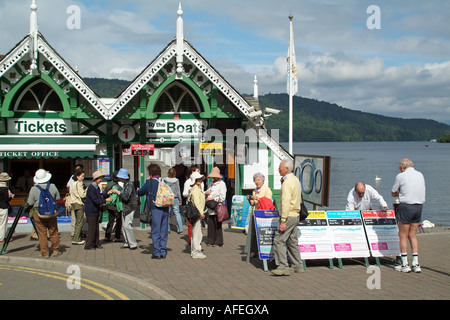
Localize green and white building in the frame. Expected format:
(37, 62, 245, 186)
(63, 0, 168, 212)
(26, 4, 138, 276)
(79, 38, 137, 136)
(0, 2, 291, 207)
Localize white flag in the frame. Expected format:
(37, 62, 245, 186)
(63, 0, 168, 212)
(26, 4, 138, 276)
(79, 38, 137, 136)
(287, 17, 298, 95)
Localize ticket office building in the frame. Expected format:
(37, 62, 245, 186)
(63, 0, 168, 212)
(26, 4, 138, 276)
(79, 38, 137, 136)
(0, 5, 290, 210)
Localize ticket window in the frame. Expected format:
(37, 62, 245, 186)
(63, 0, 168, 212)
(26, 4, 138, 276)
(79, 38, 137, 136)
(8, 158, 72, 194)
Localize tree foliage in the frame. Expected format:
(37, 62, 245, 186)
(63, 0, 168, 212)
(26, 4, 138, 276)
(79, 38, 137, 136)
(262, 94, 450, 142)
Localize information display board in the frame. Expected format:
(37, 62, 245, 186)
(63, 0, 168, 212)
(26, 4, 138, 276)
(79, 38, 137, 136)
(230, 195, 253, 230)
(362, 210, 400, 257)
(254, 210, 279, 260)
(131, 144, 155, 156)
(298, 211, 334, 260)
(327, 210, 370, 259)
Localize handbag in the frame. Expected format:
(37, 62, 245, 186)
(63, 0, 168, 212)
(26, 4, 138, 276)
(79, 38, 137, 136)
(299, 201, 309, 221)
(185, 199, 201, 224)
(205, 200, 217, 210)
(216, 202, 229, 223)
(139, 179, 153, 224)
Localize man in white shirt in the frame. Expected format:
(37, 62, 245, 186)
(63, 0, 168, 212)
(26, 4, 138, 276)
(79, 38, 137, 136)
(391, 158, 426, 273)
(346, 182, 388, 211)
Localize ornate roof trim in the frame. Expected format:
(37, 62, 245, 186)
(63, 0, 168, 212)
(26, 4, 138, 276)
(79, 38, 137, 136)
(0, 37, 30, 79)
(0, 33, 106, 118)
(36, 33, 106, 116)
(106, 40, 177, 119)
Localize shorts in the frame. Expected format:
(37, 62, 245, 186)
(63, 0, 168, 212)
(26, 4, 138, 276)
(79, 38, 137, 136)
(396, 203, 423, 224)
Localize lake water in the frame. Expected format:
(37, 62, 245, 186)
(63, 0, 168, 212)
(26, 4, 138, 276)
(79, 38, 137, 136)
(285, 141, 450, 226)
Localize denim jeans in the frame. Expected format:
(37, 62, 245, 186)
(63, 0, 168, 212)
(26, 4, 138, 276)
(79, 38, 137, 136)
(151, 207, 169, 257)
(168, 198, 183, 233)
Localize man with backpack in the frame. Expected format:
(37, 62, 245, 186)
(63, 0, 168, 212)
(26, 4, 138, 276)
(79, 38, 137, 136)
(25, 169, 61, 258)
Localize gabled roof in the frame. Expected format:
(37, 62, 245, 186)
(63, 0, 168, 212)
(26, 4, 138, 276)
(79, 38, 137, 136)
(107, 38, 255, 120)
(0, 32, 106, 117)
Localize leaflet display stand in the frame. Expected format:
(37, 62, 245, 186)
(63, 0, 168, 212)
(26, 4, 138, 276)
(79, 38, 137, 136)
(244, 214, 269, 272)
(0, 206, 37, 255)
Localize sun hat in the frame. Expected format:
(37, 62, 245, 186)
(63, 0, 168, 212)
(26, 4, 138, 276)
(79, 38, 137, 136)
(92, 170, 105, 181)
(208, 167, 222, 179)
(0, 172, 11, 182)
(190, 171, 204, 182)
(116, 168, 129, 180)
(33, 169, 52, 184)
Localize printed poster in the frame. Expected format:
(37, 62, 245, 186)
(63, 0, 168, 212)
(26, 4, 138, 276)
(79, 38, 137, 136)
(254, 210, 279, 260)
(327, 210, 370, 258)
(362, 210, 400, 257)
(230, 195, 253, 230)
(297, 211, 334, 260)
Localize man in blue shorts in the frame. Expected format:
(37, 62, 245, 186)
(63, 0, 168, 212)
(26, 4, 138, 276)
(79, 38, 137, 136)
(391, 158, 426, 273)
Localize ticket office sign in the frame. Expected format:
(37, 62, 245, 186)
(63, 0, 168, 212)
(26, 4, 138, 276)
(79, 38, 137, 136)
(327, 211, 370, 258)
(254, 210, 279, 260)
(297, 211, 334, 260)
(362, 210, 400, 257)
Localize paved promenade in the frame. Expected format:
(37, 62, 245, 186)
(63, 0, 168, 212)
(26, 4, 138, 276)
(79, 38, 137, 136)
(1, 223, 449, 300)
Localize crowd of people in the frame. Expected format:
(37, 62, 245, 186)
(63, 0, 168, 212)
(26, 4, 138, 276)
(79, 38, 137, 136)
(0, 157, 425, 274)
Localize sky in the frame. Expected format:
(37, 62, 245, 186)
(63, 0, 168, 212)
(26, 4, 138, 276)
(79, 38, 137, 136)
(1, 0, 449, 124)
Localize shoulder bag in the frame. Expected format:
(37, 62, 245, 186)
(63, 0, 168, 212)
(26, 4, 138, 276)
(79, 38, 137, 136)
(185, 195, 201, 224)
(216, 202, 229, 223)
(299, 202, 309, 221)
(139, 179, 153, 224)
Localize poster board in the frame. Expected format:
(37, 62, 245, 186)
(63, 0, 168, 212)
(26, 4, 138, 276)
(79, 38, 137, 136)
(327, 210, 370, 259)
(297, 211, 334, 260)
(362, 210, 400, 257)
(294, 154, 331, 207)
(230, 195, 253, 230)
(254, 210, 279, 260)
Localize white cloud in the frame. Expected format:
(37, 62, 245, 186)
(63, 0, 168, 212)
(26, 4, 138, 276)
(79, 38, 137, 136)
(1, 0, 449, 123)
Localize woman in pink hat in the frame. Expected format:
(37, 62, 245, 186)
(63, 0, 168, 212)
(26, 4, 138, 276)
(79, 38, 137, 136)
(205, 167, 227, 247)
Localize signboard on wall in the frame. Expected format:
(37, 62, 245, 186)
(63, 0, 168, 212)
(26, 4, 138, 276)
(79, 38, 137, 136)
(200, 142, 223, 155)
(7, 118, 72, 135)
(131, 144, 155, 156)
(294, 154, 331, 207)
(146, 119, 207, 143)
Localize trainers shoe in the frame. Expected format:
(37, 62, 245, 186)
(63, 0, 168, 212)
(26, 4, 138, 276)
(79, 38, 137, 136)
(52, 250, 61, 257)
(394, 264, 411, 273)
(192, 253, 207, 259)
(271, 268, 292, 276)
(412, 264, 422, 273)
(291, 265, 305, 273)
(72, 240, 86, 245)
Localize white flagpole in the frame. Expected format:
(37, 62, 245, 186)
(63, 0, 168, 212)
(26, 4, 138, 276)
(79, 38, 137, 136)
(288, 14, 294, 155)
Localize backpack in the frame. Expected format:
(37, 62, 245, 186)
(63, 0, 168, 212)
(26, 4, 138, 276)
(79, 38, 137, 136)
(154, 178, 175, 207)
(35, 184, 58, 218)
